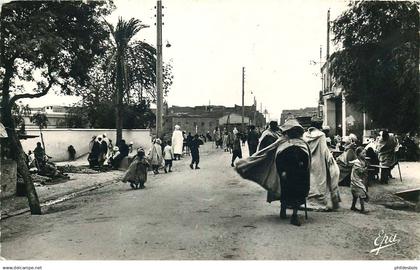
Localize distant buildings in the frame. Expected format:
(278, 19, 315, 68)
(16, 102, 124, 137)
(163, 105, 265, 135)
(21, 104, 267, 136)
(23, 105, 70, 129)
(280, 107, 318, 128)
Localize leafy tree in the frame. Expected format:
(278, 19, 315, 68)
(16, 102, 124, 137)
(330, 1, 419, 133)
(123, 100, 156, 129)
(102, 17, 173, 140)
(105, 17, 149, 144)
(30, 112, 48, 151)
(62, 106, 89, 128)
(0, 1, 113, 214)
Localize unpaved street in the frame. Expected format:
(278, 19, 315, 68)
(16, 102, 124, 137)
(1, 143, 419, 260)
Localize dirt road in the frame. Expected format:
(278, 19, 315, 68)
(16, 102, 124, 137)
(1, 143, 419, 260)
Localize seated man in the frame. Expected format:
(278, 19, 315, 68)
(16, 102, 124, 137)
(33, 142, 46, 170)
(111, 140, 130, 169)
(365, 147, 379, 185)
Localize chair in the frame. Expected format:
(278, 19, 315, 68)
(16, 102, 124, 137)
(390, 160, 403, 182)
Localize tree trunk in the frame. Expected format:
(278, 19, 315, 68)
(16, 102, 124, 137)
(1, 96, 41, 215)
(39, 128, 46, 153)
(115, 54, 124, 144)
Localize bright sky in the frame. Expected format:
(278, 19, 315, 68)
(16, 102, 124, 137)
(22, 0, 350, 121)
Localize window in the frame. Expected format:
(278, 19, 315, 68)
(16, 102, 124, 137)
(201, 122, 205, 126)
(209, 122, 213, 126)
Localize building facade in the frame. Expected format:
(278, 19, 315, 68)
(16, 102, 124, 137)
(319, 60, 372, 141)
(23, 105, 69, 129)
(280, 107, 318, 128)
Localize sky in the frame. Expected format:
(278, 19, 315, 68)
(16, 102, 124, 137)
(20, 0, 350, 121)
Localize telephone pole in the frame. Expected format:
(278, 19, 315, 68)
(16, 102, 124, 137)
(241, 67, 245, 132)
(155, 0, 163, 138)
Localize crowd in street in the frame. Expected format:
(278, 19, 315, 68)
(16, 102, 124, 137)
(104, 116, 409, 226)
(233, 116, 410, 226)
(24, 117, 416, 227)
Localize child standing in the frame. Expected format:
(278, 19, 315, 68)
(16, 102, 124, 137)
(189, 134, 203, 169)
(163, 141, 174, 173)
(350, 146, 369, 213)
(122, 148, 149, 189)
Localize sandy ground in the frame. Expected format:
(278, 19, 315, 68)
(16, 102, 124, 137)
(1, 143, 419, 260)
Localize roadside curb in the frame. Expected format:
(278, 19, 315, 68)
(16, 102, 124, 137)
(0, 179, 119, 220)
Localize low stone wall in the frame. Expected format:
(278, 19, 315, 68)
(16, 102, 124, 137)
(21, 129, 153, 162)
(1, 159, 17, 198)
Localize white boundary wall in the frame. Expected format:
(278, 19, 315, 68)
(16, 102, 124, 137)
(21, 129, 153, 162)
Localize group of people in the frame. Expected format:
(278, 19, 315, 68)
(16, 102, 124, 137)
(120, 118, 402, 226)
(336, 129, 400, 186)
(26, 142, 67, 179)
(121, 125, 206, 190)
(234, 116, 384, 226)
(87, 134, 133, 170)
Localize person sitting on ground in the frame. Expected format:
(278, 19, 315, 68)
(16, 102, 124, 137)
(350, 147, 369, 213)
(122, 148, 149, 190)
(128, 142, 134, 153)
(33, 142, 46, 170)
(189, 134, 203, 169)
(163, 141, 174, 173)
(111, 140, 129, 169)
(107, 146, 119, 167)
(27, 150, 35, 168)
(107, 139, 114, 160)
(67, 145, 76, 161)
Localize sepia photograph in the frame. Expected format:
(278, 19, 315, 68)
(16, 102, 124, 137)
(0, 0, 419, 269)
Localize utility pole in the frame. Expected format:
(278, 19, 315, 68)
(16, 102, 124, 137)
(318, 45, 323, 118)
(253, 96, 257, 126)
(241, 67, 245, 132)
(326, 9, 330, 93)
(155, 0, 163, 138)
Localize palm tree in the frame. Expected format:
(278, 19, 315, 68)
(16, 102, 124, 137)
(30, 112, 49, 152)
(105, 17, 149, 144)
